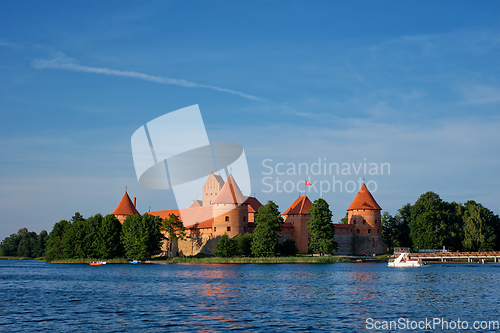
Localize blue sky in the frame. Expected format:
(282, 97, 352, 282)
(1, 0, 499, 239)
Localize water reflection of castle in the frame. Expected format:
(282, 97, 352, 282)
(113, 173, 387, 255)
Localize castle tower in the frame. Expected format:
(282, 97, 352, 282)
(282, 196, 312, 254)
(347, 184, 387, 255)
(211, 174, 248, 237)
(113, 192, 140, 224)
(202, 172, 225, 207)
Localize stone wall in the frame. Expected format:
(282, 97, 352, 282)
(165, 235, 222, 257)
(353, 235, 387, 255)
(334, 233, 354, 255)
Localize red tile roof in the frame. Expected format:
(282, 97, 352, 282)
(149, 209, 180, 220)
(213, 173, 225, 187)
(112, 192, 140, 216)
(347, 184, 382, 211)
(244, 196, 262, 213)
(282, 196, 313, 215)
(149, 206, 213, 227)
(211, 174, 246, 204)
(187, 220, 213, 230)
(189, 200, 203, 208)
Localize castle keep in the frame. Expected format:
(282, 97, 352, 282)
(113, 173, 387, 256)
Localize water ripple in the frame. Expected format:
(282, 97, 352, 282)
(0, 260, 499, 332)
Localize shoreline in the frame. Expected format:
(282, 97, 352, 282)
(35, 256, 353, 264)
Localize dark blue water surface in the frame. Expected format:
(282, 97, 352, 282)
(1, 260, 499, 332)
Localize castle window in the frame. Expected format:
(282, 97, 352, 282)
(378, 229, 380, 234)
(210, 201, 212, 205)
(353, 220, 356, 224)
(368, 229, 371, 234)
(375, 219, 378, 223)
(244, 227, 246, 232)
(356, 229, 360, 234)
(243, 217, 246, 222)
(227, 227, 231, 232)
(225, 216, 229, 221)
(363, 220, 366, 224)
(214, 227, 216, 232)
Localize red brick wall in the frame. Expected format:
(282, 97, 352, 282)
(348, 209, 382, 236)
(212, 203, 248, 237)
(283, 214, 310, 254)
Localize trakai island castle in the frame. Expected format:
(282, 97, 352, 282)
(113, 173, 387, 256)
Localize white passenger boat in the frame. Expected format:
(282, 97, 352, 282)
(388, 247, 424, 267)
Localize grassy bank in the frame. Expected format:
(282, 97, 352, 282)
(0, 256, 38, 260)
(46, 258, 130, 264)
(43, 256, 353, 264)
(168, 256, 352, 264)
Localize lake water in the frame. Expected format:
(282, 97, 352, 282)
(1, 260, 499, 332)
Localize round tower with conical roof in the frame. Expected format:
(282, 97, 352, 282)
(347, 184, 387, 255)
(211, 175, 248, 237)
(113, 192, 140, 224)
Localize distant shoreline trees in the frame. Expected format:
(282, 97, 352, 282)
(383, 192, 500, 252)
(0, 228, 47, 258)
(42, 212, 165, 262)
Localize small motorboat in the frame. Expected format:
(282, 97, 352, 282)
(388, 248, 424, 267)
(129, 260, 141, 264)
(89, 261, 107, 265)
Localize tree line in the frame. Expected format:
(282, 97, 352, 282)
(215, 199, 338, 257)
(37, 212, 185, 261)
(382, 191, 500, 252)
(0, 228, 48, 258)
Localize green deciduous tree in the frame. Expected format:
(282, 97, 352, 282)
(382, 205, 413, 250)
(17, 229, 38, 258)
(280, 238, 298, 256)
(340, 212, 349, 224)
(215, 234, 238, 257)
(251, 201, 284, 257)
(0, 234, 20, 256)
(233, 233, 253, 256)
(83, 214, 103, 258)
(62, 218, 87, 258)
(307, 198, 338, 255)
(161, 214, 186, 257)
(461, 200, 499, 251)
(0, 229, 47, 258)
(381, 212, 398, 250)
(409, 192, 460, 251)
(97, 214, 124, 258)
(35, 230, 48, 257)
(394, 204, 412, 248)
(45, 220, 71, 261)
(121, 214, 163, 260)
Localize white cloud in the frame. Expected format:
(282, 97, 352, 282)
(458, 84, 500, 104)
(0, 39, 22, 48)
(32, 52, 265, 101)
